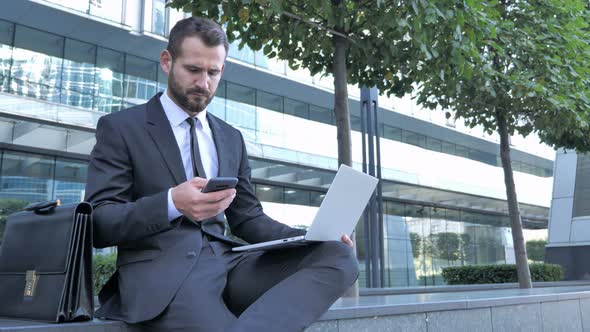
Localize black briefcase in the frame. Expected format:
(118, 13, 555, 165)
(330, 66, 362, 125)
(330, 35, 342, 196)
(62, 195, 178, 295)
(0, 200, 94, 322)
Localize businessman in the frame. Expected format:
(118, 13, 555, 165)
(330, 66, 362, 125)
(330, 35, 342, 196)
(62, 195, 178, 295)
(85, 16, 359, 332)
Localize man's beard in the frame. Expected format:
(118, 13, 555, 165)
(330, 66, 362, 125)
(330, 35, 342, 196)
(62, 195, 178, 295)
(168, 70, 214, 115)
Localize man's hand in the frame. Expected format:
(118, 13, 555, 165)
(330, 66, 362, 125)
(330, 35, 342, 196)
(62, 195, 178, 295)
(341, 234, 354, 248)
(171, 177, 236, 221)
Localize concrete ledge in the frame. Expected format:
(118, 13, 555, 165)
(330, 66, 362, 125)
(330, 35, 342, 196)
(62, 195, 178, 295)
(359, 280, 590, 296)
(3, 285, 590, 331)
(0, 318, 133, 331)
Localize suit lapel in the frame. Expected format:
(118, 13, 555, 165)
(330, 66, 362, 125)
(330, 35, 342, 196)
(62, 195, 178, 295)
(207, 113, 232, 177)
(146, 93, 187, 185)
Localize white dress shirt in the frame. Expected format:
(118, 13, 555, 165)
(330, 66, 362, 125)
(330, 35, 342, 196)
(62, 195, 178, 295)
(160, 90, 219, 221)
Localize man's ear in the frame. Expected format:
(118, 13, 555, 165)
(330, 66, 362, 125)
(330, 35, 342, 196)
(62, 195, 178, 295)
(160, 49, 172, 75)
(220, 63, 225, 75)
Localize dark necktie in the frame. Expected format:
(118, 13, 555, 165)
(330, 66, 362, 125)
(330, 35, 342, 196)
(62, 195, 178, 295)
(186, 117, 207, 179)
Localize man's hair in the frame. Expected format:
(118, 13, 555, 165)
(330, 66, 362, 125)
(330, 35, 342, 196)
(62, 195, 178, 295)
(166, 17, 229, 59)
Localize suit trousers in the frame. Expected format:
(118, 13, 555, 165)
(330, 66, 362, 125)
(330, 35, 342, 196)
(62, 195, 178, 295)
(136, 234, 359, 332)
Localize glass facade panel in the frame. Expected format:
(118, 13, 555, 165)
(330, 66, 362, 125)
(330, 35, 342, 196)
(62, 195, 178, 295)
(11, 25, 64, 102)
(284, 188, 310, 206)
(573, 154, 590, 217)
(124, 55, 158, 105)
(309, 105, 333, 125)
(0, 20, 14, 93)
(226, 82, 256, 133)
(441, 141, 455, 155)
(455, 144, 469, 158)
(54, 158, 87, 203)
(96, 47, 124, 112)
(367, 202, 515, 287)
(62, 39, 97, 108)
(309, 191, 324, 207)
(284, 97, 308, 119)
(383, 125, 402, 141)
(208, 80, 226, 119)
(470, 149, 496, 165)
(403, 130, 427, 148)
(350, 115, 361, 132)
(152, 0, 167, 36)
(255, 184, 282, 203)
(257, 90, 283, 113)
(426, 137, 442, 152)
(0, 151, 54, 203)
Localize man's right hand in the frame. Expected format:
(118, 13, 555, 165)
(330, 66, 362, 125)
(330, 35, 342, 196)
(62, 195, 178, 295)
(171, 177, 236, 221)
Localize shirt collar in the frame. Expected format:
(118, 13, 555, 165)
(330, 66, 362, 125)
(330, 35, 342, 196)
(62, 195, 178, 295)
(160, 90, 208, 127)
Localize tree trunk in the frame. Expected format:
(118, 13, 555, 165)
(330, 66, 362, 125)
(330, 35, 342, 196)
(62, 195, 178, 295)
(333, 35, 352, 167)
(496, 110, 532, 289)
(333, 34, 358, 297)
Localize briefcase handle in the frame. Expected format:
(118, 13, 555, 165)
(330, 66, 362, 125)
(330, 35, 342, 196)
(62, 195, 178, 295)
(23, 199, 61, 214)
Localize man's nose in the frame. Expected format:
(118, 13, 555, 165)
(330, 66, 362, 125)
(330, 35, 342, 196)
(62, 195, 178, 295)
(194, 73, 208, 90)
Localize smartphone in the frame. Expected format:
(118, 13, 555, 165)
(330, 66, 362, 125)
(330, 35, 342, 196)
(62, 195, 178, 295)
(201, 177, 239, 193)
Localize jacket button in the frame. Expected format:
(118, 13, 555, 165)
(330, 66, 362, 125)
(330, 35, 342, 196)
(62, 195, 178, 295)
(186, 251, 197, 259)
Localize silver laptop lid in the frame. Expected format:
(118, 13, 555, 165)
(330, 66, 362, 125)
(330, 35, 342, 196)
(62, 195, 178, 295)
(305, 164, 379, 241)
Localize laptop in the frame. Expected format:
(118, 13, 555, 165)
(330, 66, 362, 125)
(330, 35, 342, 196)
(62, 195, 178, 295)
(232, 164, 379, 252)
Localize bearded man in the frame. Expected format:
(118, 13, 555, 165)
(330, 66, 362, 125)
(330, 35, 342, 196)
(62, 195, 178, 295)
(85, 16, 359, 332)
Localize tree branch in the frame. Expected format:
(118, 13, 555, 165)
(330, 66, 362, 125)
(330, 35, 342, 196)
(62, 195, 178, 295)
(253, 0, 352, 41)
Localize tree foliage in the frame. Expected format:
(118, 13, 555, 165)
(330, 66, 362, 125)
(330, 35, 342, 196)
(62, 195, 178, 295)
(412, 0, 589, 288)
(526, 239, 547, 262)
(414, 0, 590, 149)
(167, 0, 422, 95)
(433, 232, 461, 262)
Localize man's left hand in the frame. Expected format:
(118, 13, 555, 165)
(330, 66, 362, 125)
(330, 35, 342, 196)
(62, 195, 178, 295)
(341, 234, 354, 248)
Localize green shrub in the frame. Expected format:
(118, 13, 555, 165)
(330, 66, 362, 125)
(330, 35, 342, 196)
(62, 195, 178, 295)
(93, 252, 117, 293)
(441, 263, 563, 285)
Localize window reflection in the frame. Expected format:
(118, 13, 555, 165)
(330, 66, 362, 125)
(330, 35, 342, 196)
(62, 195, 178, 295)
(0, 151, 54, 203)
(226, 82, 256, 132)
(10, 26, 64, 103)
(366, 201, 519, 288)
(62, 39, 97, 109)
(0, 21, 13, 93)
(284, 98, 308, 119)
(124, 55, 158, 106)
(152, 0, 167, 36)
(255, 184, 282, 203)
(96, 47, 124, 113)
(54, 158, 87, 204)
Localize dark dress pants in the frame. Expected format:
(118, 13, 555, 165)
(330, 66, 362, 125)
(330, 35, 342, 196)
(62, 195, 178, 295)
(138, 235, 359, 332)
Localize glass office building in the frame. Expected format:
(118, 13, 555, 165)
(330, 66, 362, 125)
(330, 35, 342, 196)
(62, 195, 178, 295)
(0, 0, 554, 288)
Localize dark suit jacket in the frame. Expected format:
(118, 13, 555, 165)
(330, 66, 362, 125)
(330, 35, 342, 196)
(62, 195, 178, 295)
(85, 93, 305, 323)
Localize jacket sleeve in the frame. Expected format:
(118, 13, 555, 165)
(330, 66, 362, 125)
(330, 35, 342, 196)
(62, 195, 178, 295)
(85, 115, 173, 248)
(225, 131, 306, 243)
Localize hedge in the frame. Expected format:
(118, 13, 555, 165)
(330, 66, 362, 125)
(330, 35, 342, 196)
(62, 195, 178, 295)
(441, 263, 563, 285)
(93, 252, 117, 293)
